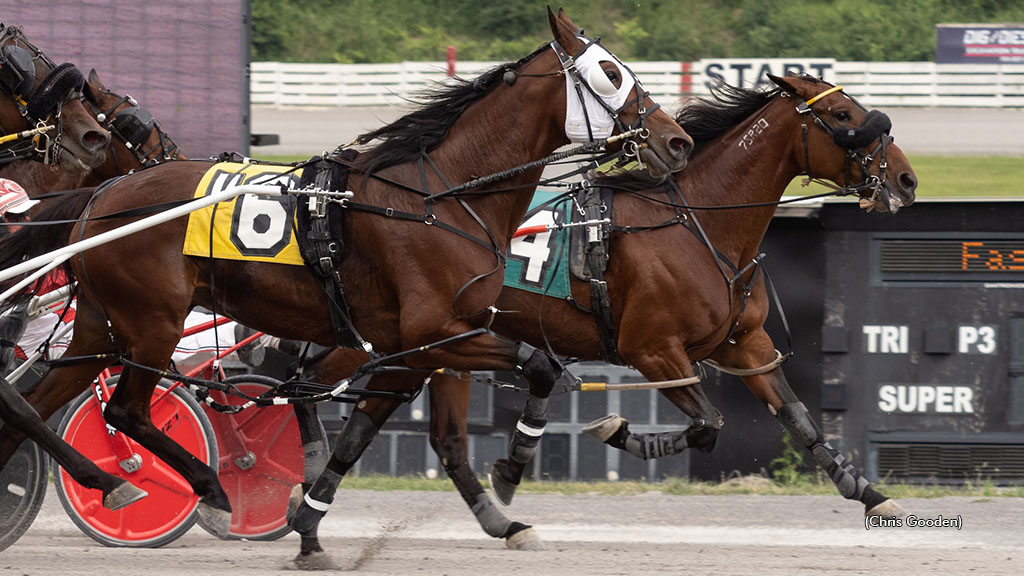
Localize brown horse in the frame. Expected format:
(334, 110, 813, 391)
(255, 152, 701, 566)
(0, 24, 110, 195)
(0, 7, 690, 560)
(0, 63, 188, 520)
(286, 73, 918, 557)
(81, 68, 184, 184)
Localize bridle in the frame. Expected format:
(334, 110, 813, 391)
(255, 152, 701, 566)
(84, 89, 181, 169)
(791, 83, 894, 205)
(549, 34, 659, 167)
(0, 24, 76, 166)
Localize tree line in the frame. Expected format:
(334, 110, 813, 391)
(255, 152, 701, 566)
(251, 0, 1024, 63)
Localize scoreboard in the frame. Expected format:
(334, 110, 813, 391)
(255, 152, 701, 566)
(817, 200, 1024, 484)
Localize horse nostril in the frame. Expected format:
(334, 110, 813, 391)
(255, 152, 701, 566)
(668, 135, 693, 159)
(83, 130, 110, 150)
(899, 171, 918, 193)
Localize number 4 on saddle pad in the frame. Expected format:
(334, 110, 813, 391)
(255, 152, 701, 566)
(505, 190, 572, 299)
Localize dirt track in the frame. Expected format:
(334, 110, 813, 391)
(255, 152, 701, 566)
(4, 486, 1023, 575)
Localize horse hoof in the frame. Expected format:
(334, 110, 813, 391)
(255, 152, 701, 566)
(287, 484, 303, 521)
(103, 482, 148, 511)
(197, 501, 232, 538)
(488, 459, 519, 506)
(582, 413, 625, 442)
(866, 498, 908, 519)
(506, 526, 545, 551)
(285, 551, 339, 571)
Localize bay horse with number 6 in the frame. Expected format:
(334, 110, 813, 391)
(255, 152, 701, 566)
(0, 7, 691, 563)
(295, 72, 918, 551)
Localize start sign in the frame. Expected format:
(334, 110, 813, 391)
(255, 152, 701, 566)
(698, 58, 836, 89)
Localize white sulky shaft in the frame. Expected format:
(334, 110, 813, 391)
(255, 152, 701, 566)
(0, 184, 285, 294)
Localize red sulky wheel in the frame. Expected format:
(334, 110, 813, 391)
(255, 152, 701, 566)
(54, 378, 217, 548)
(198, 377, 304, 540)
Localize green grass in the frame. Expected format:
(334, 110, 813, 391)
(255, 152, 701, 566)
(785, 155, 1024, 199)
(338, 474, 1024, 499)
(258, 154, 1024, 199)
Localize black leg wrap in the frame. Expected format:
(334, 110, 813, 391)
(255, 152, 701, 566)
(289, 469, 342, 536)
(289, 410, 379, 537)
(330, 410, 379, 475)
(777, 402, 870, 501)
(597, 418, 696, 461)
(602, 419, 687, 460)
(515, 342, 563, 384)
(509, 396, 548, 464)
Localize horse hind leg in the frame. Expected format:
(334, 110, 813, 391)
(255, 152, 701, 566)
(0, 376, 147, 510)
(774, 396, 903, 517)
(102, 334, 232, 529)
(428, 371, 543, 550)
(287, 373, 410, 571)
(583, 383, 725, 460)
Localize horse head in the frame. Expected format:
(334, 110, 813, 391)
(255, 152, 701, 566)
(768, 73, 917, 213)
(545, 8, 691, 178)
(0, 25, 110, 173)
(83, 69, 184, 181)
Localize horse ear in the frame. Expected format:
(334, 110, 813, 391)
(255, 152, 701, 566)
(548, 6, 582, 52)
(88, 68, 106, 92)
(767, 73, 798, 94)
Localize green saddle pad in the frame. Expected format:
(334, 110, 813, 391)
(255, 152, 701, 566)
(503, 190, 572, 299)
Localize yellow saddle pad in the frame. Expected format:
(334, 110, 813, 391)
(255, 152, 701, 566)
(182, 162, 304, 265)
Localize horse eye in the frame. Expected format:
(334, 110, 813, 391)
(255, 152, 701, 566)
(606, 70, 619, 83)
(835, 111, 851, 122)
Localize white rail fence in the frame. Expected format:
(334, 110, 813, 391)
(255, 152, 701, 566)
(251, 59, 1024, 109)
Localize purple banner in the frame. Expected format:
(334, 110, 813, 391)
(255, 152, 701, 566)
(2, 1, 248, 157)
(937, 24, 1024, 64)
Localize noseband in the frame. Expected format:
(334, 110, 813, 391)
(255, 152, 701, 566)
(85, 90, 181, 168)
(550, 35, 658, 166)
(793, 84, 893, 202)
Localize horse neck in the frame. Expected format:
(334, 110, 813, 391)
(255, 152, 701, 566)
(0, 159, 89, 196)
(401, 76, 567, 242)
(673, 98, 804, 262)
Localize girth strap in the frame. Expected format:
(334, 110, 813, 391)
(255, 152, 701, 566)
(578, 186, 623, 365)
(297, 153, 374, 355)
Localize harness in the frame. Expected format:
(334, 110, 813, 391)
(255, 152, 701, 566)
(549, 34, 658, 167)
(296, 152, 374, 355)
(793, 85, 894, 207)
(84, 90, 181, 170)
(0, 25, 79, 166)
(571, 83, 894, 375)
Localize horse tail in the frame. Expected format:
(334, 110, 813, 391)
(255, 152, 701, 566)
(0, 188, 94, 296)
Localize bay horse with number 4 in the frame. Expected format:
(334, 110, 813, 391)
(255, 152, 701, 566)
(0, 7, 691, 563)
(294, 72, 918, 551)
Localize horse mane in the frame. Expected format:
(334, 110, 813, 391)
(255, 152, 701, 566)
(352, 43, 550, 175)
(674, 81, 785, 156)
(593, 78, 814, 193)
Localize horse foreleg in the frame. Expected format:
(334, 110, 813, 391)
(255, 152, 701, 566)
(428, 372, 543, 550)
(287, 373, 409, 571)
(713, 332, 906, 518)
(583, 382, 724, 460)
(487, 341, 563, 506)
